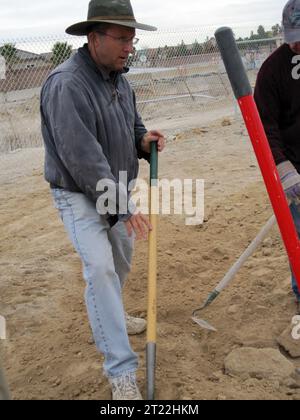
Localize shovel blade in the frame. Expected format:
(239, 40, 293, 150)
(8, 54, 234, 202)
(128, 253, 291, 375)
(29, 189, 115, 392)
(192, 317, 217, 332)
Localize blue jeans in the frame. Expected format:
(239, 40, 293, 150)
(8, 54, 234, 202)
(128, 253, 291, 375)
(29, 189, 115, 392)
(290, 202, 300, 302)
(51, 188, 138, 378)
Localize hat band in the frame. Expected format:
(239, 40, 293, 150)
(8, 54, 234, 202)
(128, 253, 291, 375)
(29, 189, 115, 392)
(89, 15, 136, 21)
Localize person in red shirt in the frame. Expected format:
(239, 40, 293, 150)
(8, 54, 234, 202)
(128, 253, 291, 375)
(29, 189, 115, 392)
(254, 0, 300, 313)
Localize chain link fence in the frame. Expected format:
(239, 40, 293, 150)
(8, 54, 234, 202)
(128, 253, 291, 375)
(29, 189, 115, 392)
(0, 28, 283, 155)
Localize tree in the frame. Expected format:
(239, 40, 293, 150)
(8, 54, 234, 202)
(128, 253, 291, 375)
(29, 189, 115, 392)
(51, 42, 72, 66)
(203, 38, 215, 53)
(272, 24, 282, 37)
(257, 25, 267, 39)
(0, 43, 17, 68)
(235, 23, 283, 43)
(191, 40, 201, 55)
(177, 40, 188, 57)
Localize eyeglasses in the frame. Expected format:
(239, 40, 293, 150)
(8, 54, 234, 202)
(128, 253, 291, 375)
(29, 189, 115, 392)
(97, 32, 139, 46)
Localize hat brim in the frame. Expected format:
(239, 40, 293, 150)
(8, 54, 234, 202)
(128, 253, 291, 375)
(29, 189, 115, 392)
(66, 19, 157, 36)
(284, 28, 300, 43)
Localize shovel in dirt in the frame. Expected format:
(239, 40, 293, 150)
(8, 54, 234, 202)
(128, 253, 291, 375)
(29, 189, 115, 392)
(192, 214, 276, 331)
(147, 141, 158, 400)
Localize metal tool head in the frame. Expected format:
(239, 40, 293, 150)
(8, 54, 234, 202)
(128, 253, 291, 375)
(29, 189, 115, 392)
(191, 316, 217, 332)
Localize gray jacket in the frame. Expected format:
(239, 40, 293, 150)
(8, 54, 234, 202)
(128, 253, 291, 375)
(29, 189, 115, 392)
(40, 45, 149, 224)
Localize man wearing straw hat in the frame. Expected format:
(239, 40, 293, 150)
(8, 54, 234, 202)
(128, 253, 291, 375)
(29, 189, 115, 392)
(255, 0, 300, 313)
(40, 0, 165, 400)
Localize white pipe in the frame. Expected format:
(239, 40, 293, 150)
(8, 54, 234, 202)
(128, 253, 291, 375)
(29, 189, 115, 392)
(215, 214, 276, 293)
(137, 93, 216, 104)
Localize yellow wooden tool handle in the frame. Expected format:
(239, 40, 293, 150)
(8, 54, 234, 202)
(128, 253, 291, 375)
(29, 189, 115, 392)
(147, 199, 158, 342)
(147, 141, 158, 401)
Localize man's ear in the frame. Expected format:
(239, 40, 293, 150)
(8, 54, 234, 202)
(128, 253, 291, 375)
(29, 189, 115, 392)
(88, 31, 99, 47)
(87, 32, 94, 44)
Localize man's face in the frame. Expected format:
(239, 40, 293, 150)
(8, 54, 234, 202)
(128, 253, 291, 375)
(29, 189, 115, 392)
(289, 42, 300, 54)
(89, 24, 135, 72)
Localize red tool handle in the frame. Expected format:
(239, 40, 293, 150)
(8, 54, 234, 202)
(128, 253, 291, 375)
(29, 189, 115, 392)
(215, 27, 300, 289)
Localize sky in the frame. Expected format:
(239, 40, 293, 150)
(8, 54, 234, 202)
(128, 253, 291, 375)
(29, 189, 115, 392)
(0, 0, 288, 49)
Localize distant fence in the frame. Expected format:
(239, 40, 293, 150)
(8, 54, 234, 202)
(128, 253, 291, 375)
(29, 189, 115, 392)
(0, 28, 282, 154)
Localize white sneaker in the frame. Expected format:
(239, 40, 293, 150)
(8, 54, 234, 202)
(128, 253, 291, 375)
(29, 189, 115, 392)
(125, 313, 146, 335)
(109, 372, 143, 400)
(88, 313, 146, 344)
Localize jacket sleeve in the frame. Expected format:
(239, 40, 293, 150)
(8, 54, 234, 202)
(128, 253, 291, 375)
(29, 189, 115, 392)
(133, 91, 150, 162)
(254, 67, 287, 164)
(42, 75, 131, 221)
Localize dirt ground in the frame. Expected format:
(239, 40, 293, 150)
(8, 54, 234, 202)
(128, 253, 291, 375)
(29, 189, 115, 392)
(0, 102, 300, 400)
